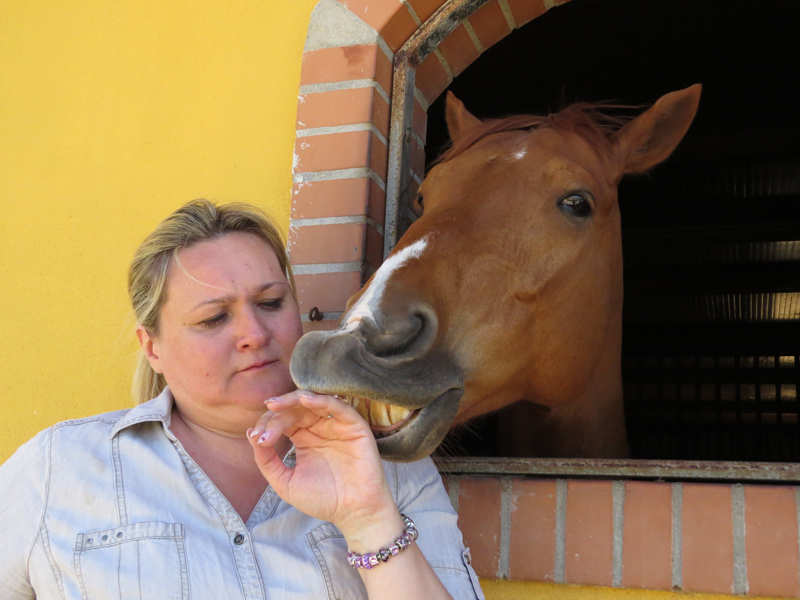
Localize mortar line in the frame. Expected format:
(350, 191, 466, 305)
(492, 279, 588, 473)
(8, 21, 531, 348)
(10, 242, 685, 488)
(296, 123, 388, 147)
(299, 80, 391, 104)
(672, 483, 683, 590)
(293, 168, 386, 190)
(414, 87, 430, 112)
(497, 0, 517, 29)
(555, 479, 567, 583)
(300, 311, 343, 322)
(291, 261, 362, 275)
(732, 484, 748, 594)
(462, 19, 485, 54)
(448, 476, 460, 513)
(612, 481, 625, 587)
(499, 478, 512, 579)
(433, 48, 454, 80)
(401, 0, 423, 26)
(290, 215, 385, 237)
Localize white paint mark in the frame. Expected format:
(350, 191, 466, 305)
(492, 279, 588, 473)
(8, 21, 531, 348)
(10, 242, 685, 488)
(343, 235, 429, 331)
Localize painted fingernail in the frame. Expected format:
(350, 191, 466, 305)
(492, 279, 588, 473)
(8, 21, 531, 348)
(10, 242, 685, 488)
(264, 397, 279, 404)
(250, 427, 262, 439)
(246, 428, 253, 438)
(258, 430, 274, 444)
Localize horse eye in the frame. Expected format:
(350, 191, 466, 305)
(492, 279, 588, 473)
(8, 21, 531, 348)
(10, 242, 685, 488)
(558, 193, 593, 218)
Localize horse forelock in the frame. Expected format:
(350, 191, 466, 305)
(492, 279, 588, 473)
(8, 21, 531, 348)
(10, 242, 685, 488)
(433, 103, 636, 168)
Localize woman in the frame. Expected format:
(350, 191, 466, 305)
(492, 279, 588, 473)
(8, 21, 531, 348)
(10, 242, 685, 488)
(0, 199, 484, 599)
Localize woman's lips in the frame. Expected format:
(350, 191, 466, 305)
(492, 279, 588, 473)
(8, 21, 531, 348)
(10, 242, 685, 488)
(240, 359, 277, 372)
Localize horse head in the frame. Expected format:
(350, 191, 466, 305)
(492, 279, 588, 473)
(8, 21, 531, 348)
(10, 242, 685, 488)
(291, 84, 701, 461)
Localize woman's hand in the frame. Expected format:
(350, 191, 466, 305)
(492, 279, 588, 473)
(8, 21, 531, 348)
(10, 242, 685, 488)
(247, 391, 404, 549)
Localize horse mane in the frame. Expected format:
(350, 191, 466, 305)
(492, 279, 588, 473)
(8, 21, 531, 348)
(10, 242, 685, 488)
(432, 103, 637, 167)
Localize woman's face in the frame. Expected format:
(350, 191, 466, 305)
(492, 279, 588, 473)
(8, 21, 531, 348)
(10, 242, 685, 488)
(138, 232, 304, 432)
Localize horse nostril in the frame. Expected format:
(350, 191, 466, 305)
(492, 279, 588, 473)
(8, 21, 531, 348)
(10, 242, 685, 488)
(379, 314, 425, 358)
(360, 307, 436, 359)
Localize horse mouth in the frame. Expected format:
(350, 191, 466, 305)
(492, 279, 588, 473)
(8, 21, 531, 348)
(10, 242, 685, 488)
(339, 395, 419, 437)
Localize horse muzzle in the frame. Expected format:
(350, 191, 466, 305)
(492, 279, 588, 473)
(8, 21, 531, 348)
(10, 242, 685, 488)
(290, 316, 464, 461)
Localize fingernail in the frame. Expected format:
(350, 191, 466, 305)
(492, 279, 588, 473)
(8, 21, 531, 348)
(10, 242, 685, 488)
(264, 397, 279, 404)
(258, 430, 274, 444)
(249, 427, 262, 439)
(246, 428, 253, 438)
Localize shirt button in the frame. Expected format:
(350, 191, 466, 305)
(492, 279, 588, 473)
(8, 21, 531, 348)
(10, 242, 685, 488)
(233, 533, 245, 545)
(101, 535, 108, 541)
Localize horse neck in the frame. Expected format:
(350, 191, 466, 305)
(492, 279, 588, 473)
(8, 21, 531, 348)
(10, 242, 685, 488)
(545, 254, 628, 458)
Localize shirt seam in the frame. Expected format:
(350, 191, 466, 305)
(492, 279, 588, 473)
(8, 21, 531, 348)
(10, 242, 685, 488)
(33, 427, 67, 600)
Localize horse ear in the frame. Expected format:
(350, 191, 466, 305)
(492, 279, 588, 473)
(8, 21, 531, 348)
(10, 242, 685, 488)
(612, 84, 702, 175)
(446, 91, 483, 144)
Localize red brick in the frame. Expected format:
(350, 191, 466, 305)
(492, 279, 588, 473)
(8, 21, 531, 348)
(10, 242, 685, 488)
(296, 87, 390, 139)
(744, 486, 800, 597)
(291, 179, 370, 220)
(505, 0, 547, 28)
(412, 96, 428, 142)
(379, 4, 419, 52)
(682, 484, 734, 594)
(371, 90, 391, 139)
(468, 0, 512, 50)
(406, 0, 443, 22)
(336, 0, 418, 53)
(303, 320, 341, 333)
(301, 45, 382, 86)
(296, 88, 374, 130)
(438, 24, 480, 77)
(294, 271, 362, 314)
(375, 46, 394, 95)
(370, 132, 389, 182)
(565, 481, 614, 586)
(416, 52, 452, 104)
(367, 179, 387, 226)
(365, 225, 384, 271)
(288, 223, 365, 264)
(409, 134, 426, 179)
(294, 131, 371, 174)
(622, 482, 672, 590)
(458, 478, 502, 578)
(509, 480, 557, 581)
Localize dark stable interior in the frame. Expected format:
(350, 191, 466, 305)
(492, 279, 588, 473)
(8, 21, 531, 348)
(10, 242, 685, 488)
(429, 0, 800, 461)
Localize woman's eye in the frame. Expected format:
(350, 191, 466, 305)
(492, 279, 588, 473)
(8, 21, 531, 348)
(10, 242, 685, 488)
(258, 298, 284, 311)
(558, 193, 593, 218)
(199, 313, 228, 329)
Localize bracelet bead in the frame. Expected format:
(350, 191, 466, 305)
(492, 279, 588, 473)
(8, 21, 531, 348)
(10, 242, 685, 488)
(346, 514, 418, 570)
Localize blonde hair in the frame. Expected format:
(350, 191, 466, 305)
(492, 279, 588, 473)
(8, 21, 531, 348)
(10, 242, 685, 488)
(128, 199, 294, 404)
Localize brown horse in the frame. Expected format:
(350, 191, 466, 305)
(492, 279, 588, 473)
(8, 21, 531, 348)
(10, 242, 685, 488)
(291, 85, 702, 461)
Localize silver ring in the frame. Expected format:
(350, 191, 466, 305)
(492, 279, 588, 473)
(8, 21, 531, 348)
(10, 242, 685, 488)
(326, 413, 334, 419)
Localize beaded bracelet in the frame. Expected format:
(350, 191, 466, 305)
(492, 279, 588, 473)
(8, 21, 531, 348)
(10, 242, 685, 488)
(346, 514, 419, 570)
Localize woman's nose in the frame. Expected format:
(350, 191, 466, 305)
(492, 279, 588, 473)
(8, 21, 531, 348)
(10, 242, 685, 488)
(235, 309, 271, 350)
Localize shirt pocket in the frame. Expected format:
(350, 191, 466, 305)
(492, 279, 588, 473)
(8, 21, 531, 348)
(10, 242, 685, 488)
(307, 522, 367, 600)
(74, 521, 188, 600)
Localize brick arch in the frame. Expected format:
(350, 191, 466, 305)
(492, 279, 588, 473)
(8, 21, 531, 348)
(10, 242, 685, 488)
(290, 0, 568, 333)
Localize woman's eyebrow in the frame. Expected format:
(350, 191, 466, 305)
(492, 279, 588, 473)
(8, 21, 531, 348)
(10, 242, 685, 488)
(190, 282, 283, 311)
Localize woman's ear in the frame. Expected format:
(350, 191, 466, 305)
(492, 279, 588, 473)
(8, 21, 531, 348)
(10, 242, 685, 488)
(136, 325, 163, 373)
(612, 84, 702, 175)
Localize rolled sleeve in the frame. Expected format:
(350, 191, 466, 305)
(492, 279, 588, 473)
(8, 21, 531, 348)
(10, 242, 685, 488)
(0, 429, 51, 600)
(391, 458, 485, 600)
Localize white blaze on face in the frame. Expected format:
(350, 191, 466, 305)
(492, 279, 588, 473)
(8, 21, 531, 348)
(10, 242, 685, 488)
(343, 235, 429, 332)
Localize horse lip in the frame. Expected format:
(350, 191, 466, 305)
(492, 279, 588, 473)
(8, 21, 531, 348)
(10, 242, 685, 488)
(375, 388, 463, 462)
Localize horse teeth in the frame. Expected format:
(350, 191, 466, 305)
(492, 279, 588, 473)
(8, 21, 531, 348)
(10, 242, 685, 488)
(341, 395, 411, 428)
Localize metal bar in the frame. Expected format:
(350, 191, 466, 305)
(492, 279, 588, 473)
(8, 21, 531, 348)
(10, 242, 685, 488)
(435, 456, 800, 483)
(383, 0, 493, 258)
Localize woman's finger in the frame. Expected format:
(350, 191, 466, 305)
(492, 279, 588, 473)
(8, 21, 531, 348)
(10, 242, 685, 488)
(297, 393, 363, 426)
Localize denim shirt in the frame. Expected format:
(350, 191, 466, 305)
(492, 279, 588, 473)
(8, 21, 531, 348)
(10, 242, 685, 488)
(0, 388, 484, 600)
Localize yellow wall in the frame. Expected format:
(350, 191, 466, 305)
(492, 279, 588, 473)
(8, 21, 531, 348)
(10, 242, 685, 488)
(0, 0, 318, 461)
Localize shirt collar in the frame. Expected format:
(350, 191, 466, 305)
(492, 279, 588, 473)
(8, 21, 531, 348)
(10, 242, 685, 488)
(109, 386, 175, 439)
